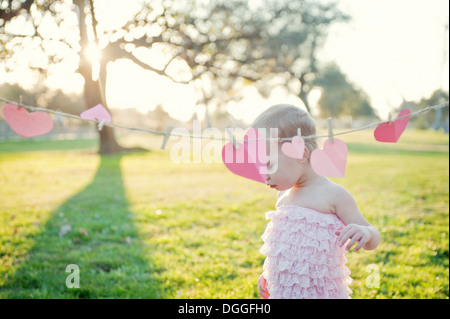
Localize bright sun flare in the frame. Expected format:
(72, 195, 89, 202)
(85, 43, 102, 63)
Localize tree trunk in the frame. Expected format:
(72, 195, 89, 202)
(75, 0, 129, 155)
(298, 73, 311, 114)
(78, 58, 126, 155)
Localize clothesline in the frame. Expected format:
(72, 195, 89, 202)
(0, 96, 448, 142)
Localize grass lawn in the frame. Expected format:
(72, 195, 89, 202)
(0, 129, 448, 299)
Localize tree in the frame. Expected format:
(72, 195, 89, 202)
(237, 1, 350, 113)
(152, 104, 171, 131)
(0, 83, 36, 107)
(46, 89, 85, 115)
(1, 0, 124, 153)
(1, 0, 350, 151)
(314, 63, 376, 119)
(0, 0, 264, 152)
(399, 89, 449, 130)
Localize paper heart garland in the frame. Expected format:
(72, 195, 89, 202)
(221, 128, 267, 183)
(281, 135, 305, 159)
(310, 138, 348, 178)
(80, 104, 112, 123)
(374, 109, 411, 143)
(2, 103, 54, 138)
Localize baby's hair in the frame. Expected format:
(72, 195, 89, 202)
(251, 104, 318, 152)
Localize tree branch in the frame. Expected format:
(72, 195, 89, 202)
(103, 41, 191, 84)
(0, 0, 33, 23)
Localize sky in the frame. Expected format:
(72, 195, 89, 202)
(319, 0, 449, 119)
(228, 0, 449, 122)
(1, 0, 448, 124)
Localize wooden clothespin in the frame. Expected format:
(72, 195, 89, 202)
(97, 119, 106, 131)
(226, 127, 239, 150)
(327, 117, 334, 143)
(388, 113, 392, 126)
(160, 125, 174, 150)
(18, 95, 23, 110)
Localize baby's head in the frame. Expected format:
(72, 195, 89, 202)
(251, 104, 318, 152)
(251, 104, 318, 190)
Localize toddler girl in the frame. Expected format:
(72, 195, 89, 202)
(253, 104, 380, 299)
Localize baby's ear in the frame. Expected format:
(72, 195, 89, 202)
(304, 147, 311, 159)
(298, 147, 310, 162)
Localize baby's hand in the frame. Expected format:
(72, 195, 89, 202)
(258, 275, 269, 299)
(335, 224, 372, 252)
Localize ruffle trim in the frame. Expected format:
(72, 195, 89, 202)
(261, 245, 348, 270)
(260, 205, 352, 299)
(261, 222, 341, 248)
(267, 204, 344, 226)
(267, 281, 352, 299)
(261, 206, 345, 253)
(262, 262, 352, 288)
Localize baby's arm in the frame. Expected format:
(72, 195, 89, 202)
(332, 186, 380, 252)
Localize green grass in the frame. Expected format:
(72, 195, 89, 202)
(0, 129, 448, 299)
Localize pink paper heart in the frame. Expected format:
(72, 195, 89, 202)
(281, 135, 305, 159)
(374, 109, 411, 143)
(221, 128, 267, 183)
(2, 103, 54, 138)
(310, 138, 348, 178)
(80, 104, 112, 122)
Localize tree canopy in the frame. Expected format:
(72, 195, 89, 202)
(314, 63, 377, 119)
(1, 0, 354, 152)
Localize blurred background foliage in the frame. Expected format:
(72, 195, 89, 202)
(0, 0, 448, 151)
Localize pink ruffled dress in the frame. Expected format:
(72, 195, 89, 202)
(259, 204, 352, 299)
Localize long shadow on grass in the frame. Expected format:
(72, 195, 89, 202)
(1, 155, 164, 298)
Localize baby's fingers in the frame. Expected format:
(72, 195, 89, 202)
(338, 226, 355, 246)
(353, 237, 368, 252)
(345, 234, 362, 251)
